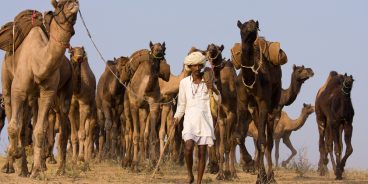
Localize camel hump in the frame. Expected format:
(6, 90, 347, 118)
(230, 43, 241, 69)
(0, 10, 47, 53)
(317, 71, 340, 98)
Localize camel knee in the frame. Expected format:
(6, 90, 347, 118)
(7, 121, 18, 138)
(33, 129, 44, 147)
(133, 135, 139, 145)
(105, 119, 112, 131)
(79, 130, 86, 141)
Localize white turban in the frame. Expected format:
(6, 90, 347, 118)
(184, 51, 207, 71)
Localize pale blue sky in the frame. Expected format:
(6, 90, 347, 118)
(0, 1, 367, 169)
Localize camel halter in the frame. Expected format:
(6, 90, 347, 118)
(241, 39, 263, 89)
(78, 9, 177, 105)
(52, 0, 76, 35)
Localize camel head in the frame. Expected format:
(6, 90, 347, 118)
(342, 73, 354, 94)
(114, 56, 130, 79)
(237, 19, 259, 44)
(302, 103, 315, 115)
(206, 43, 224, 65)
(69, 46, 87, 64)
(292, 64, 314, 83)
(51, 0, 79, 35)
(149, 41, 166, 59)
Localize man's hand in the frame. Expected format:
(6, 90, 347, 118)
(205, 81, 213, 91)
(173, 118, 179, 127)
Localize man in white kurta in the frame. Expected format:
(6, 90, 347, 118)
(173, 51, 215, 184)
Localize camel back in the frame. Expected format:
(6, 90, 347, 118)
(231, 37, 288, 69)
(0, 10, 50, 53)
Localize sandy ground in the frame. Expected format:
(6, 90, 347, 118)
(0, 156, 367, 184)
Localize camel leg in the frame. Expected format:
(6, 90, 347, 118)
(265, 117, 275, 183)
(102, 102, 113, 158)
(339, 123, 353, 177)
(56, 97, 71, 176)
(69, 97, 79, 163)
(237, 110, 255, 173)
(47, 110, 57, 164)
(316, 115, 328, 176)
(18, 104, 32, 177)
(275, 139, 280, 167)
(281, 135, 297, 167)
(130, 104, 140, 172)
(149, 104, 160, 167)
(97, 109, 105, 162)
(255, 102, 268, 184)
(226, 111, 238, 179)
(167, 106, 177, 162)
(30, 89, 55, 178)
(139, 108, 148, 163)
(84, 114, 95, 171)
(159, 105, 169, 159)
(78, 103, 91, 162)
(110, 108, 119, 159)
(119, 110, 126, 161)
(216, 118, 226, 180)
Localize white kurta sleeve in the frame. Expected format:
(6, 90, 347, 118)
(174, 79, 186, 121)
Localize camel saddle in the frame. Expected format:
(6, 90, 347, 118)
(231, 37, 288, 69)
(0, 10, 51, 53)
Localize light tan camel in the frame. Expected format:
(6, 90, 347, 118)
(96, 56, 129, 161)
(68, 47, 97, 170)
(247, 103, 315, 167)
(1, 0, 79, 178)
(158, 66, 190, 162)
(123, 41, 170, 171)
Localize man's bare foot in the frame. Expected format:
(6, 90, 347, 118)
(187, 174, 194, 183)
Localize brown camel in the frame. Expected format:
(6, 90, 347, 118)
(1, 0, 79, 178)
(123, 41, 170, 171)
(247, 103, 315, 167)
(96, 56, 129, 161)
(315, 71, 354, 180)
(68, 46, 97, 169)
(205, 43, 238, 180)
(236, 20, 283, 183)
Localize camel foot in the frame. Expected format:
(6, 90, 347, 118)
(242, 160, 256, 174)
(335, 166, 343, 180)
(224, 170, 232, 180)
(1, 162, 15, 173)
(318, 165, 328, 176)
(216, 170, 225, 180)
(78, 155, 85, 162)
(48, 156, 57, 164)
(30, 167, 41, 179)
(121, 158, 131, 168)
(130, 161, 140, 173)
(230, 170, 239, 180)
(256, 168, 267, 184)
(81, 163, 91, 172)
(56, 164, 66, 176)
(187, 174, 194, 183)
(206, 162, 219, 174)
(267, 171, 276, 184)
(18, 169, 30, 177)
(281, 161, 288, 168)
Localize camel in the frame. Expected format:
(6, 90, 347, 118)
(68, 46, 97, 169)
(0, 94, 5, 135)
(236, 20, 283, 183)
(0, 0, 79, 178)
(96, 56, 129, 161)
(158, 65, 190, 163)
(123, 41, 170, 171)
(238, 64, 314, 170)
(247, 103, 315, 167)
(205, 43, 238, 180)
(315, 71, 354, 180)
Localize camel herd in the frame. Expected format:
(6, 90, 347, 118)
(0, 0, 355, 183)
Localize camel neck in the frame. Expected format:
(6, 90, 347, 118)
(287, 110, 310, 132)
(280, 75, 303, 106)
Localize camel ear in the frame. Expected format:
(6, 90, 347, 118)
(220, 44, 224, 51)
(82, 46, 84, 50)
(293, 64, 296, 70)
(303, 103, 307, 107)
(51, 0, 58, 9)
(256, 21, 259, 30)
(162, 42, 166, 52)
(149, 41, 153, 49)
(344, 73, 347, 76)
(237, 20, 242, 29)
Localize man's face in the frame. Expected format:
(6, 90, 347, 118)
(189, 64, 204, 75)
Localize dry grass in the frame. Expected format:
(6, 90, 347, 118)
(0, 155, 367, 183)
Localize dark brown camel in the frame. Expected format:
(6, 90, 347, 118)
(123, 41, 170, 171)
(238, 64, 313, 168)
(68, 46, 97, 170)
(236, 20, 283, 183)
(315, 71, 354, 180)
(96, 56, 129, 161)
(206, 43, 238, 180)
